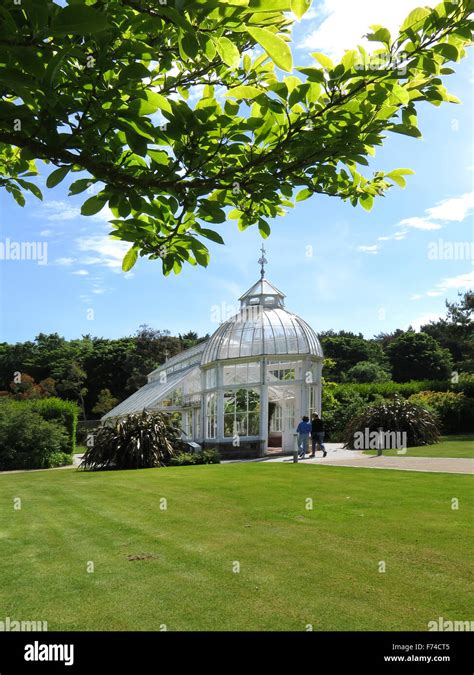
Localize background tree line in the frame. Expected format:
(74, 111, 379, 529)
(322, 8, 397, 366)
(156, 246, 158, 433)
(0, 292, 471, 419)
(0, 326, 208, 418)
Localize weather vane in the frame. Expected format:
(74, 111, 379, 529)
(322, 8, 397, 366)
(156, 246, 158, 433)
(258, 244, 267, 279)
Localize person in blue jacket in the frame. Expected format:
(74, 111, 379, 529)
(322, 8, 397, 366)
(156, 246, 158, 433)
(296, 416, 312, 458)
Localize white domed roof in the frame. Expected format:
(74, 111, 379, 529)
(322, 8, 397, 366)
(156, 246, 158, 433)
(201, 277, 323, 365)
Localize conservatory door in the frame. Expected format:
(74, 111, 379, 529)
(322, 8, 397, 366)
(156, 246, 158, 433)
(268, 385, 297, 452)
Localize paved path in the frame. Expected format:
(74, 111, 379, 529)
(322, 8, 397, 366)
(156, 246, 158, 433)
(265, 444, 473, 475)
(317, 456, 473, 474)
(2, 449, 472, 476)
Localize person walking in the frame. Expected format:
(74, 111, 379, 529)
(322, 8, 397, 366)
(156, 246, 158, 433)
(310, 413, 327, 458)
(296, 416, 311, 458)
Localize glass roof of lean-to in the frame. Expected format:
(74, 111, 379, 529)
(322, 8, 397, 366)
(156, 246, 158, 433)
(201, 276, 323, 365)
(102, 368, 197, 420)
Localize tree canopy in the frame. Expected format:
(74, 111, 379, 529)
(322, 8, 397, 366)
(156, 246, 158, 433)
(0, 0, 472, 273)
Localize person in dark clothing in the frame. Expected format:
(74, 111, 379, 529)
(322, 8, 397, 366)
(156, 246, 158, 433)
(310, 413, 327, 458)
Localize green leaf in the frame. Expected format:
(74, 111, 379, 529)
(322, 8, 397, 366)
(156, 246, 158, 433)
(433, 43, 459, 62)
(16, 179, 42, 201)
(198, 228, 225, 244)
(148, 150, 169, 165)
(215, 37, 240, 68)
(190, 241, 210, 267)
(246, 27, 293, 72)
(389, 124, 422, 138)
(69, 179, 94, 196)
(390, 84, 410, 105)
(360, 193, 374, 211)
(122, 246, 138, 272)
(50, 5, 109, 35)
(139, 91, 172, 115)
(179, 32, 199, 61)
(388, 174, 407, 188)
(258, 219, 271, 238)
(125, 130, 147, 156)
(291, 0, 311, 20)
(296, 188, 312, 202)
(225, 85, 264, 100)
(400, 7, 431, 33)
(81, 196, 107, 217)
(367, 26, 391, 45)
(46, 165, 70, 189)
(389, 168, 415, 176)
(311, 52, 334, 70)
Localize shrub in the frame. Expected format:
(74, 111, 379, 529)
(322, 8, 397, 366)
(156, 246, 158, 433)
(343, 396, 440, 449)
(346, 361, 391, 383)
(323, 390, 368, 442)
(452, 373, 474, 398)
(387, 332, 453, 382)
(81, 410, 182, 470)
(46, 451, 73, 468)
(409, 390, 474, 433)
(27, 398, 79, 453)
(333, 380, 449, 402)
(0, 403, 71, 470)
(169, 449, 221, 466)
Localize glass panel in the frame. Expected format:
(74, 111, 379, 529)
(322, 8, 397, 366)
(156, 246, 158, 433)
(195, 407, 201, 439)
(235, 389, 247, 412)
(172, 387, 183, 406)
(184, 369, 201, 395)
(205, 368, 216, 389)
(223, 388, 260, 437)
(224, 414, 235, 437)
(206, 393, 217, 439)
(248, 413, 260, 436)
(183, 410, 192, 436)
(247, 363, 260, 383)
(270, 403, 282, 432)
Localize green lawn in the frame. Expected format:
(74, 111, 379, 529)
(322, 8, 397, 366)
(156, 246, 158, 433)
(0, 463, 472, 631)
(363, 434, 474, 458)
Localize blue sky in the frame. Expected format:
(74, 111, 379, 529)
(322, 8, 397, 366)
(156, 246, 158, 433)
(1, 0, 473, 344)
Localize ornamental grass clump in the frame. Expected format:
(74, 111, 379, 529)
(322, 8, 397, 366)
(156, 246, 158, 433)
(343, 396, 440, 449)
(81, 410, 182, 470)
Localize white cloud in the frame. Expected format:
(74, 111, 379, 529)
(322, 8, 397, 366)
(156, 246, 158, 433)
(72, 269, 89, 276)
(398, 217, 442, 231)
(397, 192, 474, 232)
(426, 192, 474, 222)
(410, 294, 422, 301)
(75, 235, 130, 270)
(41, 200, 113, 223)
(357, 244, 379, 254)
(297, 0, 438, 59)
(377, 230, 408, 241)
(55, 257, 75, 266)
(417, 271, 474, 301)
(40, 229, 53, 237)
(434, 271, 474, 292)
(43, 201, 80, 221)
(410, 312, 444, 332)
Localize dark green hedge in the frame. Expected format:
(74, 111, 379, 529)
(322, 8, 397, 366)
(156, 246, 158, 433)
(323, 377, 474, 439)
(0, 399, 75, 470)
(23, 398, 79, 453)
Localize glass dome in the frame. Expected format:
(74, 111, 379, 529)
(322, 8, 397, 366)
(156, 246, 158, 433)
(201, 277, 323, 364)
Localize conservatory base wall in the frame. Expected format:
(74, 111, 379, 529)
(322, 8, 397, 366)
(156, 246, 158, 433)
(201, 439, 266, 460)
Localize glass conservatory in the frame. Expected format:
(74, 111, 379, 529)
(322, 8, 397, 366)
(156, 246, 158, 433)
(103, 255, 324, 457)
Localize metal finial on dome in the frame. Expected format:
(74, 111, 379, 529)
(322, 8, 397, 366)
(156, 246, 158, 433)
(257, 244, 267, 279)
